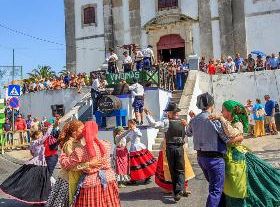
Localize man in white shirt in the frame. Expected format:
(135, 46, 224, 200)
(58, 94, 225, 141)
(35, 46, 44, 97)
(123, 51, 133, 73)
(91, 74, 107, 114)
(133, 48, 144, 71)
(128, 78, 145, 125)
(106, 48, 119, 73)
(142, 45, 155, 70)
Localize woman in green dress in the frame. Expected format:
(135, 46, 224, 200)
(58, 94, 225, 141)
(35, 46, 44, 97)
(210, 100, 280, 207)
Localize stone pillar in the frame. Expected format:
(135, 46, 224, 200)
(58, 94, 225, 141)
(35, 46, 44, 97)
(218, 0, 234, 57)
(129, 0, 141, 45)
(232, 0, 247, 57)
(64, 0, 76, 73)
(198, 0, 214, 59)
(103, 0, 115, 53)
(112, 0, 124, 47)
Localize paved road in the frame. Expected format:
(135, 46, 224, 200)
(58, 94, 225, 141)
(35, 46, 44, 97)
(0, 148, 279, 207)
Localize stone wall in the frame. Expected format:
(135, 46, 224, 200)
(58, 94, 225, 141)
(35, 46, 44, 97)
(182, 70, 280, 114)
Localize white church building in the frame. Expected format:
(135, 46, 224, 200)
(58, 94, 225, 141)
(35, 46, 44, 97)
(64, 0, 280, 74)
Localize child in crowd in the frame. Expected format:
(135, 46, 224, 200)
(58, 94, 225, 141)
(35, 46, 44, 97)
(0, 126, 53, 205)
(119, 119, 157, 183)
(113, 127, 130, 188)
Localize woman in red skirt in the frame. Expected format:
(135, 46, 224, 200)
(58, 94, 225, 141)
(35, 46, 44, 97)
(120, 119, 157, 183)
(59, 121, 120, 207)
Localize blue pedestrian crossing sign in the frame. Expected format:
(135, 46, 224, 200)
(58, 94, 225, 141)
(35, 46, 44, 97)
(8, 84, 21, 97)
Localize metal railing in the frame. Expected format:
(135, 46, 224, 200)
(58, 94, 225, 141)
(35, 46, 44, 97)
(0, 130, 30, 154)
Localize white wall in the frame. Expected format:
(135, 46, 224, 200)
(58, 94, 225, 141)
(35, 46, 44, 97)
(192, 23, 201, 56)
(105, 88, 172, 127)
(245, 13, 280, 55)
(210, 0, 219, 18)
(19, 88, 90, 119)
(245, 0, 280, 14)
(122, 0, 131, 44)
(189, 71, 280, 113)
(75, 0, 106, 73)
(181, 0, 198, 19)
(211, 20, 221, 59)
(76, 38, 105, 73)
(140, 0, 156, 27)
(244, 0, 280, 55)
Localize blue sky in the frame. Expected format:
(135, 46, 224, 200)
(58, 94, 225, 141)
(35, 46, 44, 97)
(0, 0, 65, 77)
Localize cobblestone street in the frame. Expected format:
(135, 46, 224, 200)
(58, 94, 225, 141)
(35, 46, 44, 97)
(0, 135, 279, 207)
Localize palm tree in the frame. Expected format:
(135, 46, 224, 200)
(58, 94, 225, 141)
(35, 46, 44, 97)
(27, 65, 56, 81)
(58, 68, 70, 76)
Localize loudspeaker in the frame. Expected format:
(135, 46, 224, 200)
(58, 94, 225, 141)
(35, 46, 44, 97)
(51, 104, 65, 117)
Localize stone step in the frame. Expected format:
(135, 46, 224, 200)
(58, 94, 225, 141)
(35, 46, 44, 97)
(152, 143, 161, 150)
(155, 138, 164, 143)
(151, 150, 160, 157)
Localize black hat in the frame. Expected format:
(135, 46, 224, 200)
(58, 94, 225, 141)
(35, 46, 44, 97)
(196, 92, 214, 110)
(164, 102, 181, 112)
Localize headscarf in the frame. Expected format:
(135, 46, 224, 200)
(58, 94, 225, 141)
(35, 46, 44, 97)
(196, 92, 214, 110)
(223, 100, 249, 133)
(82, 121, 106, 158)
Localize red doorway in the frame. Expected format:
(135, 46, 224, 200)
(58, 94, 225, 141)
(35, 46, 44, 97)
(157, 34, 185, 62)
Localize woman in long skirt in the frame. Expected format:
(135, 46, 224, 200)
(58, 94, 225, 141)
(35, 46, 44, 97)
(60, 121, 120, 207)
(0, 126, 53, 205)
(211, 100, 280, 207)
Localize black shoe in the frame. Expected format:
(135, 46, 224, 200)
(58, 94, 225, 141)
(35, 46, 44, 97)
(174, 193, 182, 202)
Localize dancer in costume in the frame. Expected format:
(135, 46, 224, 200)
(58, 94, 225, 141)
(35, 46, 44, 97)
(145, 103, 195, 201)
(60, 121, 121, 207)
(119, 119, 157, 183)
(0, 126, 53, 205)
(210, 100, 280, 207)
(46, 120, 98, 207)
(113, 127, 130, 188)
(186, 93, 243, 207)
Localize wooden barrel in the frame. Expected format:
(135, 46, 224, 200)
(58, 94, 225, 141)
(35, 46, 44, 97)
(97, 95, 122, 114)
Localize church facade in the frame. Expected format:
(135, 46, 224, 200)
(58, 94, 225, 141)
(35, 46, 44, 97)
(64, 0, 280, 73)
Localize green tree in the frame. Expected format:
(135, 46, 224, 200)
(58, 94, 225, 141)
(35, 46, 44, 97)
(27, 65, 56, 82)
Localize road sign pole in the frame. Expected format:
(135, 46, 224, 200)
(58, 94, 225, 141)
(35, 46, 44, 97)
(12, 49, 15, 131)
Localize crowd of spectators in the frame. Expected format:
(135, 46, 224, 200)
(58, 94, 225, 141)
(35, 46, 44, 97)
(22, 72, 91, 94)
(199, 52, 280, 75)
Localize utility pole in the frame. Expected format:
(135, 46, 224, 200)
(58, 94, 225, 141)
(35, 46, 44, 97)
(12, 49, 15, 131)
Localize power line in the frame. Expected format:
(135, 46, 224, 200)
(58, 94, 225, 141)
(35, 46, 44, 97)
(0, 22, 106, 51)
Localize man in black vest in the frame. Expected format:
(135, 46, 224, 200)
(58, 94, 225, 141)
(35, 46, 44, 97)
(145, 102, 189, 201)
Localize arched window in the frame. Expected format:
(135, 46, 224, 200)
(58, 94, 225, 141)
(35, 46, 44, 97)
(158, 0, 178, 10)
(83, 6, 96, 25)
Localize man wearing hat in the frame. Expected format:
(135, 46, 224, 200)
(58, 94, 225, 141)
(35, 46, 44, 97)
(186, 92, 230, 207)
(145, 103, 191, 202)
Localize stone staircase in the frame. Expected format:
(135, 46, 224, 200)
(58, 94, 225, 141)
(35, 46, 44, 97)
(151, 90, 183, 157)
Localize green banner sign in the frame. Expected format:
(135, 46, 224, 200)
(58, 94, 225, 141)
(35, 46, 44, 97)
(106, 71, 159, 86)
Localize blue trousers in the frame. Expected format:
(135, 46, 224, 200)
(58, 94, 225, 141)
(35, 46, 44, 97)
(198, 156, 225, 207)
(46, 154, 58, 176)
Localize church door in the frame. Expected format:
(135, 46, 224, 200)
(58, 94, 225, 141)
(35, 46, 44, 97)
(157, 34, 185, 62)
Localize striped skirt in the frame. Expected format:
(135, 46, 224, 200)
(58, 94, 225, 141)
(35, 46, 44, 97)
(74, 181, 120, 207)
